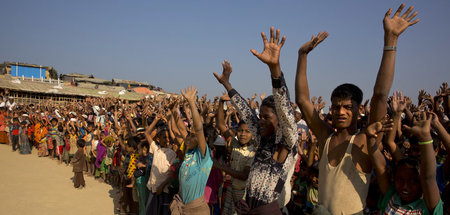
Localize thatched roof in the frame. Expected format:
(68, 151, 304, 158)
(0, 75, 144, 101)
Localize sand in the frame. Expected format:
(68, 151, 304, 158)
(0, 144, 117, 215)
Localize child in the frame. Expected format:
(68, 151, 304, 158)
(170, 86, 213, 215)
(304, 162, 319, 214)
(56, 124, 65, 164)
(47, 118, 58, 158)
(63, 132, 71, 165)
(134, 141, 151, 215)
(145, 126, 176, 215)
(72, 139, 86, 189)
(10, 117, 20, 151)
(366, 112, 443, 214)
(18, 121, 31, 154)
(68, 128, 78, 161)
(94, 134, 109, 182)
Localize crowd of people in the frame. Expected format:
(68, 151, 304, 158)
(0, 4, 448, 215)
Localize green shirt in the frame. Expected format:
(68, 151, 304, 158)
(378, 185, 443, 215)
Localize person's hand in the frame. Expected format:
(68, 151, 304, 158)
(213, 60, 232, 89)
(437, 82, 449, 97)
(383, 4, 419, 38)
(365, 117, 394, 138)
(252, 93, 257, 100)
(311, 96, 317, 105)
(250, 27, 286, 69)
(405, 96, 412, 108)
(429, 111, 441, 128)
(403, 111, 432, 141)
(260, 93, 266, 101)
(181, 86, 198, 103)
(418, 89, 427, 105)
(299, 31, 328, 55)
(220, 93, 230, 102)
(392, 91, 406, 114)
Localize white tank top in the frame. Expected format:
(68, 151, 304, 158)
(318, 133, 370, 215)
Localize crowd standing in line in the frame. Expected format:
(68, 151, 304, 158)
(0, 4, 448, 215)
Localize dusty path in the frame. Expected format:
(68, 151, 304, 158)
(0, 144, 116, 215)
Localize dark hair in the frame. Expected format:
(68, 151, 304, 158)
(156, 125, 169, 137)
(331, 83, 363, 105)
(204, 123, 218, 146)
(87, 122, 94, 128)
(77, 139, 86, 148)
(261, 95, 275, 112)
(50, 118, 58, 123)
(394, 156, 420, 177)
(58, 125, 64, 132)
(309, 161, 319, 177)
(138, 141, 149, 153)
(127, 136, 139, 150)
(12, 117, 19, 122)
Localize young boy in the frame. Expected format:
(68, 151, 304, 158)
(72, 139, 86, 189)
(145, 125, 176, 215)
(294, 4, 419, 214)
(366, 112, 443, 214)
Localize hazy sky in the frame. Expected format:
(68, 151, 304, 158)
(1, 0, 449, 105)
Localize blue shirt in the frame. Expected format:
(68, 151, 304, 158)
(179, 145, 212, 204)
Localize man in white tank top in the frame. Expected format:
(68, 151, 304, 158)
(294, 4, 419, 214)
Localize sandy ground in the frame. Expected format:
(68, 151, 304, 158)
(0, 144, 117, 215)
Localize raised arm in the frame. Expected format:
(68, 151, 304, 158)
(213, 60, 259, 141)
(181, 86, 207, 156)
(295, 32, 333, 156)
(403, 112, 440, 212)
(384, 91, 406, 163)
(216, 93, 234, 140)
(144, 115, 160, 144)
(251, 27, 298, 163)
(365, 118, 394, 195)
(369, 4, 419, 124)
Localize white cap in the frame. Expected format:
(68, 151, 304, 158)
(213, 135, 226, 146)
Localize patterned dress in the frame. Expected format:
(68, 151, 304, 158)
(229, 73, 298, 209)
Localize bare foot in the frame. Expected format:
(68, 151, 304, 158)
(125, 184, 133, 188)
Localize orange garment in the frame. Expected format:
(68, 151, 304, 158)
(34, 123, 48, 142)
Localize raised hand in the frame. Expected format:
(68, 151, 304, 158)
(403, 111, 432, 141)
(250, 27, 286, 71)
(392, 91, 406, 113)
(213, 60, 233, 91)
(180, 86, 198, 103)
(383, 4, 419, 37)
(418, 89, 426, 105)
(299, 31, 328, 55)
(260, 93, 266, 101)
(437, 82, 449, 97)
(365, 117, 394, 138)
(220, 93, 230, 102)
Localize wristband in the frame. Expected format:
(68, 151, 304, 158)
(418, 140, 433, 145)
(384, 46, 397, 51)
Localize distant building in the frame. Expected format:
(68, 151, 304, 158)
(0, 62, 52, 79)
(112, 78, 154, 89)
